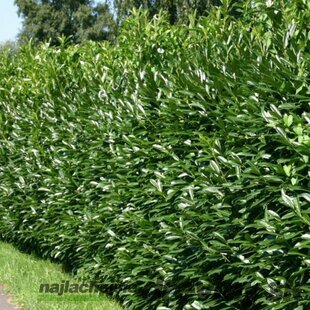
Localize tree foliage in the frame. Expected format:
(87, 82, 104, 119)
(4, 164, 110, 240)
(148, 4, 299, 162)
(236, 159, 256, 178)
(14, 0, 116, 45)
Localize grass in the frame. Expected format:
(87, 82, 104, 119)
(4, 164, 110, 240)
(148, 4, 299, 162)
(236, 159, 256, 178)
(0, 241, 122, 310)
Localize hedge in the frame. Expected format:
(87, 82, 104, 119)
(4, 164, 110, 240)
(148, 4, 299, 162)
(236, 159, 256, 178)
(0, 1, 309, 309)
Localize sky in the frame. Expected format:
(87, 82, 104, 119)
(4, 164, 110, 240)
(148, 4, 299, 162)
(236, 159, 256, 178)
(0, 0, 22, 43)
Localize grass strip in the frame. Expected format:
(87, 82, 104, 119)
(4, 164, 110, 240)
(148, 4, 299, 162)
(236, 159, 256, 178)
(0, 241, 122, 310)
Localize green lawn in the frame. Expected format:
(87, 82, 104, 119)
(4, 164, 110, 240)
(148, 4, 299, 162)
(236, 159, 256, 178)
(0, 241, 122, 310)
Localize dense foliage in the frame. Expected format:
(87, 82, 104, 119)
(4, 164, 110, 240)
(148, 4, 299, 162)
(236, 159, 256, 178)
(1, 1, 309, 309)
(113, 0, 224, 25)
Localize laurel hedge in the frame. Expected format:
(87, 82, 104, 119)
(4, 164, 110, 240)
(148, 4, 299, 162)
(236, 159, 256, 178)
(0, 1, 309, 309)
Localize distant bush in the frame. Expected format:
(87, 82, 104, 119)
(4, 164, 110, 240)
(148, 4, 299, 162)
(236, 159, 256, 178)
(0, 40, 19, 57)
(0, 1, 309, 309)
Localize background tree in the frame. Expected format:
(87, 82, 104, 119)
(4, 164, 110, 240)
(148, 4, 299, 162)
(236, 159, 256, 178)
(14, 0, 116, 45)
